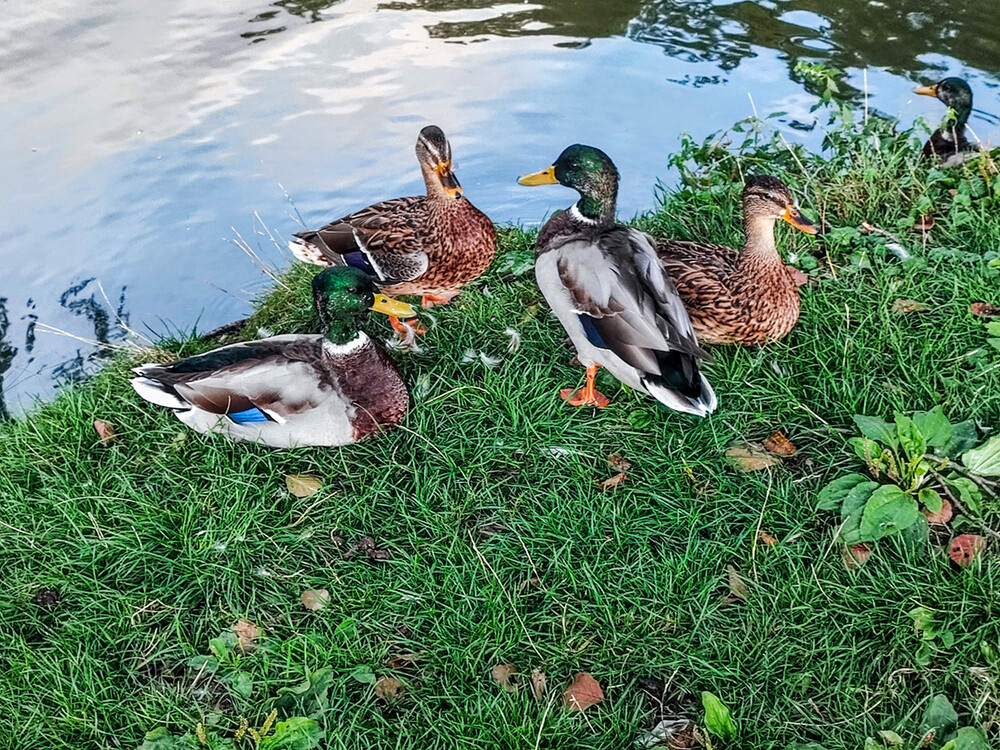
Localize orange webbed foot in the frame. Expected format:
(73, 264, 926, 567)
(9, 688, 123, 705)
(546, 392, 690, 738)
(559, 387, 611, 408)
(421, 292, 458, 308)
(389, 316, 428, 340)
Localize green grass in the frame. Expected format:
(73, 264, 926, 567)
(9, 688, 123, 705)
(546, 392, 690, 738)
(2, 111, 1000, 750)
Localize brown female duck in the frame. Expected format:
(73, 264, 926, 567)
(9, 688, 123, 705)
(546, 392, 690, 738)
(290, 126, 496, 335)
(655, 176, 818, 346)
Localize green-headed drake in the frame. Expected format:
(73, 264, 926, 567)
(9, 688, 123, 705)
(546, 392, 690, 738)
(518, 144, 717, 417)
(130, 267, 416, 447)
(914, 77, 976, 164)
(289, 125, 497, 337)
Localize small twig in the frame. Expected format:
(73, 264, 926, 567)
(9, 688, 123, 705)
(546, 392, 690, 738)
(751, 470, 773, 580)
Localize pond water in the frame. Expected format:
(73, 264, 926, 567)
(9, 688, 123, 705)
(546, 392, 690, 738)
(2, 0, 999, 415)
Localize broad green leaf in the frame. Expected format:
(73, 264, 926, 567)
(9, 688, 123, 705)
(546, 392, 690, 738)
(913, 406, 952, 449)
(892, 517, 929, 560)
(853, 415, 899, 449)
(895, 414, 927, 460)
(139, 728, 192, 750)
(349, 664, 376, 684)
(909, 606, 937, 635)
(702, 691, 738, 741)
(259, 717, 324, 750)
(947, 475, 983, 514)
(946, 726, 991, 750)
(940, 420, 979, 458)
(963, 435, 1000, 477)
(232, 672, 253, 699)
(921, 694, 959, 738)
(940, 630, 955, 648)
(817, 473, 871, 511)
(839, 481, 879, 544)
(276, 667, 336, 715)
(919, 488, 944, 513)
(186, 655, 219, 673)
(915, 640, 935, 666)
(877, 730, 905, 746)
(859, 485, 921, 541)
(209, 638, 231, 662)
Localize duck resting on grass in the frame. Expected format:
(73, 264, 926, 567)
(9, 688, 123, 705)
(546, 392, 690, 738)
(130, 268, 417, 448)
(655, 175, 818, 346)
(914, 77, 977, 165)
(289, 125, 497, 338)
(518, 144, 716, 416)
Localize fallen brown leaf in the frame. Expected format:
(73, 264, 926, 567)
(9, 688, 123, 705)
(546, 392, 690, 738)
(491, 663, 519, 693)
(386, 653, 423, 670)
(891, 299, 930, 315)
(923, 499, 953, 526)
(531, 669, 547, 701)
(763, 430, 797, 457)
(971, 302, 1000, 318)
(725, 445, 780, 472)
(299, 588, 330, 611)
(785, 265, 810, 287)
(757, 531, 778, 546)
(231, 620, 260, 653)
(915, 215, 936, 231)
(842, 543, 872, 570)
(725, 564, 749, 602)
(635, 718, 700, 750)
(607, 453, 632, 472)
(285, 474, 322, 498)
(599, 472, 628, 490)
(517, 575, 541, 593)
(563, 672, 603, 711)
(950, 534, 986, 567)
(94, 420, 116, 446)
(343, 536, 392, 561)
(374, 676, 405, 703)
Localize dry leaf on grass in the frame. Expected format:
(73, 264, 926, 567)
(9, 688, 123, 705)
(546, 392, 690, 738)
(285, 474, 322, 498)
(923, 499, 953, 525)
(757, 531, 778, 546)
(94, 420, 116, 446)
(531, 669, 547, 700)
(300, 589, 330, 611)
(950, 534, 986, 567)
(608, 453, 632, 472)
(841, 543, 872, 570)
(635, 718, 700, 750)
(725, 565, 749, 602)
(785, 266, 810, 287)
(491, 664, 519, 693)
(343, 536, 392, 561)
(374, 676, 405, 703)
(231, 620, 260, 653)
(564, 672, 603, 711)
(599, 472, 628, 490)
(386, 653, 423, 670)
(763, 430, 797, 456)
(915, 215, 936, 231)
(725, 445, 780, 472)
(971, 302, 1000, 318)
(891, 299, 930, 315)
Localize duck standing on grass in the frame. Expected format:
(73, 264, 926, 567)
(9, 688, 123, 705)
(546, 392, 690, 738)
(130, 268, 417, 448)
(656, 175, 818, 346)
(518, 145, 716, 416)
(914, 77, 976, 164)
(290, 125, 497, 338)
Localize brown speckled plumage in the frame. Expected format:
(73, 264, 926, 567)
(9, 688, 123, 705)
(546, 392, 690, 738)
(291, 125, 496, 301)
(656, 176, 815, 346)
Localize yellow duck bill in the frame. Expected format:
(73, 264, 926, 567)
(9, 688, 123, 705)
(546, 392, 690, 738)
(780, 205, 820, 235)
(517, 165, 558, 186)
(914, 84, 938, 97)
(371, 294, 418, 318)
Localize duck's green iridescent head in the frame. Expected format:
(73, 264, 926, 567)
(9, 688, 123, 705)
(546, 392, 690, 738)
(518, 144, 620, 223)
(312, 267, 416, 332)
(915, 77, 973, 123)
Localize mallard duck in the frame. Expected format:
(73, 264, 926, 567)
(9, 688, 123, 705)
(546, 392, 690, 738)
(914, 77, 976, 164)
(289, 125, 497, 335)
(130, 268, 417, 448)
(518, 145, 716, 416)
(655, 176, 818, 347)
